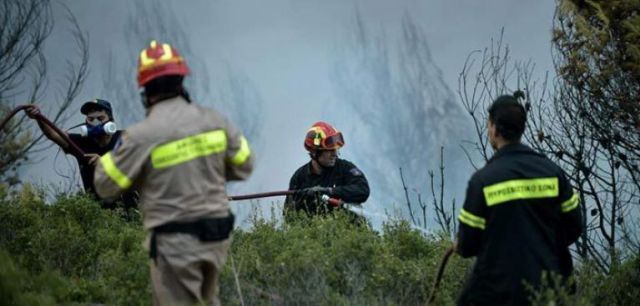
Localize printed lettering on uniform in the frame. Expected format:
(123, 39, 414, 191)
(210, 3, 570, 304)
(151, 130, 227, 169)
(483, 177, 559, 206)
(350, 167, 363, 176)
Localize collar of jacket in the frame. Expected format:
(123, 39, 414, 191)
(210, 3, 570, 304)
(488, 142, 535, 163)
(306, 159, 340, 176)
(148, 96, 189, 115)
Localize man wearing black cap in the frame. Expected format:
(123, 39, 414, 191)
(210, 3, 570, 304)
(454, 91, 583, 305)
(27, 99, 137, 209)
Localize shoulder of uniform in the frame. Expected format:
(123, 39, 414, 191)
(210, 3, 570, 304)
(336, 159, 366, 176)
(515, 148, 561, 170)
(546, 159, 566, 175)
(336, 158, 356, 168)
(292, 163, 311, 178)
(120, 120, 157, 144)
(468, 170, 485, 185)
(469, 163, 499, 186)
(195, 103, 225, 118)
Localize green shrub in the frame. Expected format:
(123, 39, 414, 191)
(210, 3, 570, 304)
(0, 249, 76, 306)
(528, 253, 640, 306)
(219, 211, 471, 305)
(0, 186, 150, 305)
(0, 187, 638, 305)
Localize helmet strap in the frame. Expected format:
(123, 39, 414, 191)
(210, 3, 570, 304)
(140, 89, 151, 109)
(179, 86, 192, 103)
(309, 150, 320, 161)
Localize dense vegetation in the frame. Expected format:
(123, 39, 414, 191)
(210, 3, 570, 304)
(1, 187, 638, 305)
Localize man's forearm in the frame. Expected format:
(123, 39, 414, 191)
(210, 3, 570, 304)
(36, 120, 69, 149)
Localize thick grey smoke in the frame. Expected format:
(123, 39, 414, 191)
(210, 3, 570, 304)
(23, 0, 555, 229)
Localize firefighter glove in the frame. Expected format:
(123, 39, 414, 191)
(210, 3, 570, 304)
(300, 186, 333, 196)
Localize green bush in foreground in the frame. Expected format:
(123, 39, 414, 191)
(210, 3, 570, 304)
(0, 249, 73, 306)
(219, 212, 470, 305)
(0, 186, 150, 305)
(0, 187, 638, 305)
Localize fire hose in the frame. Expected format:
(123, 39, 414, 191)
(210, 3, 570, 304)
(228, 191, 357, 210)
(426, 246, 455, 306)
(4, 105, 358, 206)
(0, 105, 86, 159)
(227, 191, 355, 209)
(227, 190, 296, 201)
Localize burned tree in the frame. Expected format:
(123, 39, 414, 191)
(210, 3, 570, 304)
(458, 30, 639, 272)
(0, 0, 88, 186)
(333, 12, 468, 228)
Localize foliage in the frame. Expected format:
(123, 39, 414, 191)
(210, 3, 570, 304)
(0, 189, 472, 305)
(554, 0, 640, 187)
(0, 249, 75, 306)
(1, 189, 638, 305)
(219, 211, 470, 305)
(529, 254, 640, 306)
(0, 186, 149, 305)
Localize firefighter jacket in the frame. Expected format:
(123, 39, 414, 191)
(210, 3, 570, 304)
(93, 96, 254, 230)
(284, 158, 369, 217)
(456, 143, 583, 306)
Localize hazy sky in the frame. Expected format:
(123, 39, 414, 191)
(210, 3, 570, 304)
(25, 0, 557, 228)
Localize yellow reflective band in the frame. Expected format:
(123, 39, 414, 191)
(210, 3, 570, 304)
(458, 209, 486, 230)
(561, 193, 580, 213)
(483, 177, 559, 206)
(151, 130, 227, 169)
(99, 152, 132, 189)
(230, 136, 251, 165)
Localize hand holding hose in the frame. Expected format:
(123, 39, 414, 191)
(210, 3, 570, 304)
(298, 186, 333, 197)
(84, 153, 100, 166)
(25, 104, 41, 119)
(1, 104, 85, 159)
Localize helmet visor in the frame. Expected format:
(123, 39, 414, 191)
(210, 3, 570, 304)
(323, 132, 344, 149)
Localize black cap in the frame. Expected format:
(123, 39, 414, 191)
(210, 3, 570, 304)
(81, 99, 113, 119)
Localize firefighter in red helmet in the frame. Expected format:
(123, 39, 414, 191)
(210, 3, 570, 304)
(94, 40, 254, 306)
(283, 121, 370, 222)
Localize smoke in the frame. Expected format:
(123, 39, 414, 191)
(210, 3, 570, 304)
(22, 0, 556, 230)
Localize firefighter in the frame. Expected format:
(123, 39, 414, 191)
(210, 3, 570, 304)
(455, 92, 583, 305)
(25, 99, 138, 210)
(93, 40, 254, 306)
(283, 121, 369, 222)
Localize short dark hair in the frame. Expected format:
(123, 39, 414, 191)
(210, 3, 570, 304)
(81, 99, 114, 120)
(143, 75, 184, 98)
(488, 91, 527, 141)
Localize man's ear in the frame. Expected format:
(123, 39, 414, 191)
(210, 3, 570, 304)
(487, 120, 497, 140)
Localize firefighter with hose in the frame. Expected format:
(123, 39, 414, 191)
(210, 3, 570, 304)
(283, 121, 370, 223)
(454, 91, 583, 305)
(93, 40, 254, 305)
(25, 99, 138, 210)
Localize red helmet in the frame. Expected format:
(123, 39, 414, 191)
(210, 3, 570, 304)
(304, 121, 345, 151)
(137, 40, 189, 87)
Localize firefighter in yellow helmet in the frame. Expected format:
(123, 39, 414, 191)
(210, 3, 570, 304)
(283, 121, 369, 222)
(94, 40, 254, 306)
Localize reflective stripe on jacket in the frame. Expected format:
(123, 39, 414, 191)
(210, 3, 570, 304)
(94, 96, 253, 229)
(457, 143, 582, 306)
